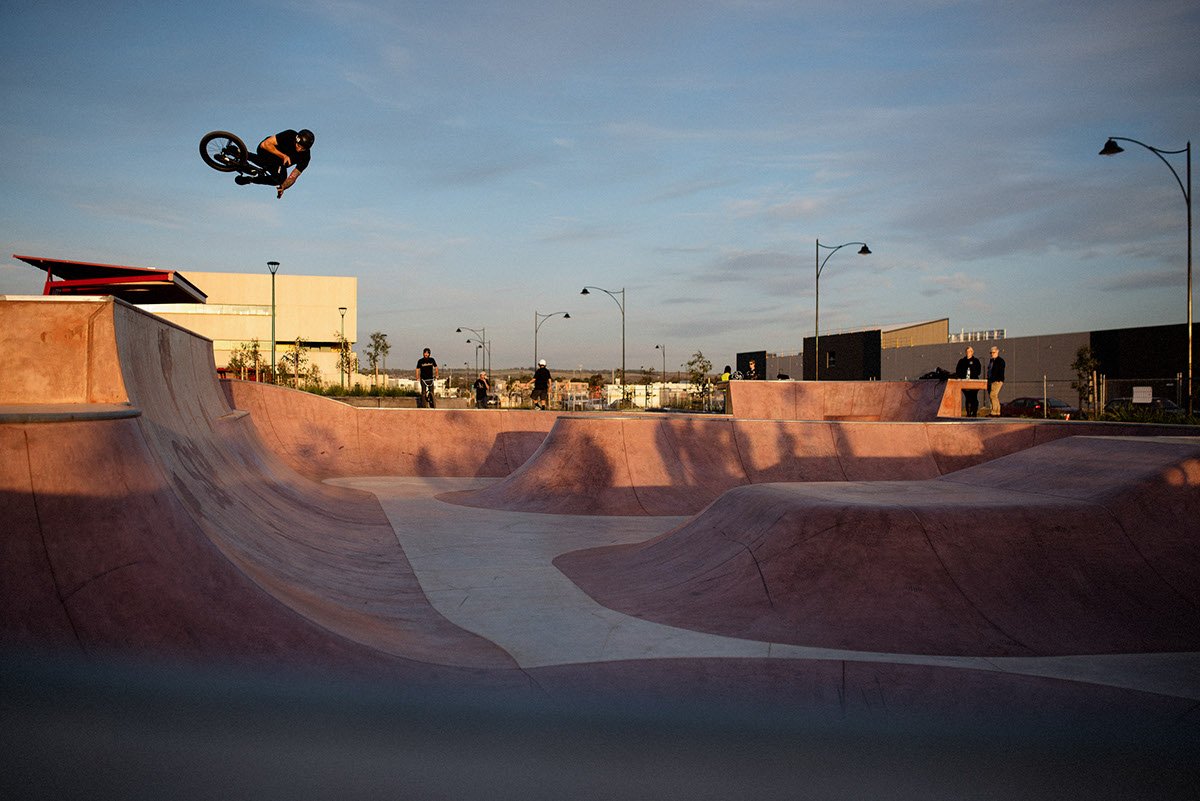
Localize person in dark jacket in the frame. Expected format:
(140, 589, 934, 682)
(530, 360, 552, 410)
(473, 371, 491, 408)
(955, 346, 982, 417)
(987, 346, 1006, 417)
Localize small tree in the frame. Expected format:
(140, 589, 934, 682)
(226, 338, 262, 380)
(366, 331, 391, 388)
(278, 338, 311, 388)
(1071, 345, 1101, 416)
(686, 350, 713, 391)
(333, 330, 358, 387)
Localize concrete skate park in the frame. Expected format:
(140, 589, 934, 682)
(3, 296, 1199, 799)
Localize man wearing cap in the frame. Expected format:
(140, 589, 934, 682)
(473, 371, 491, 409)
(531, 359, 552, 410)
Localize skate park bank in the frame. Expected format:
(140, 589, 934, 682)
(3, 296, 1199, 799)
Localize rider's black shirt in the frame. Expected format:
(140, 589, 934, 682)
(417, 356, 437, 380)
(259, 129, 310, 173)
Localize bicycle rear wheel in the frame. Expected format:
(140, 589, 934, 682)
(199, 131, 247, 172)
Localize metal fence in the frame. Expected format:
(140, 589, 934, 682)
(1002, 375, 1186, 417)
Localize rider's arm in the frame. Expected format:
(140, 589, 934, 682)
(277, 168, 302, 198)
(259, 135, 291, 166)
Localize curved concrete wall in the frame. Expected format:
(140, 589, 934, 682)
(223, 380, 557, 480)
(725, 378, 987, 420)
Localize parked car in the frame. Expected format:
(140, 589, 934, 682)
(1103, 397, 1187, 419)
(1000, 396, 1080, 419)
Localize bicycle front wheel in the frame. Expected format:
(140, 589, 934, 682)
(199, 131, 248, 172)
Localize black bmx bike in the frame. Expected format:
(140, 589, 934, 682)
(418, 378, 437, 409)
(199, 131, 270, 182)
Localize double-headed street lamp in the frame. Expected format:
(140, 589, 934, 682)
(534, 311, 570, 368)
(581, 286, 625, 400)
(814, 239, 871, 381)
(456, 326, 489, 375)
(1099, 136, 1193, 415)
(267, 261, 280, 383)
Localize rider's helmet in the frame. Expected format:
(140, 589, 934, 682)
(297, 129, 315, 147)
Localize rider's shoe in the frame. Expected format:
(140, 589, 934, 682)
(235, 176, 251, 185)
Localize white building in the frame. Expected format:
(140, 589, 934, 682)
(141, 271, 357, 385)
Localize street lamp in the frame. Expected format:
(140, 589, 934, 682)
(456, 326, 489, 375)
(338, 306, 348, 389)
(1099, 136, 1193, 415)
(534, 310, 570, 368)
(814, 239, 871, 381)
(581, 286, 626, 402)
(267, 261, 279, 383)
(467, 338, 491, 375)
(655, 344, 666, 409)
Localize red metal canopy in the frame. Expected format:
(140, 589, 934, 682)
(14, 255, 207, 305)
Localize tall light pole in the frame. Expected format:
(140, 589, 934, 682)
(1099, 136, 1192, 415)
(534, 310, 570, 368)
(814, 239, 871, 381)
(267, 261, 280, 383)
(467, 338, 491, 375)
(581, 286, 625, 403)
(456, 326, 489, 375)
(655, 344, 666, 409)
(338, 306, 348, 389)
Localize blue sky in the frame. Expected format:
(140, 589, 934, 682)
(2, 0, 1197, 374)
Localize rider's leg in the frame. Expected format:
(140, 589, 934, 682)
(249, 148, 286, 186)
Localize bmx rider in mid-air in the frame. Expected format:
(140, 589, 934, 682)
(236, 128, 314, 198)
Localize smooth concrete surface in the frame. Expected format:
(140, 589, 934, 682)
(3, 296, 1199, 798)
(337, 475, 1200, 702)
(1, 298, 518, 678)
(444, 413, 1200, 516)
(556, 436, 1200, 657)
(726, 377, 989, 420)
(224, 378, 557, 480)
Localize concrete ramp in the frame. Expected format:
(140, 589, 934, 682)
(224, 379, 556, 481)
(4, 297, 1200, 795)
(446, 413, 1195, 516)
(726, 378, 986, 420)
(556, 436, 1200, 657)
(0, 297, 519, 677)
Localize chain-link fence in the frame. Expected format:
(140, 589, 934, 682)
(992, 377, 1081, 415)
(1099, 377, 1186, 409)
(1002, 375, 1187, 418)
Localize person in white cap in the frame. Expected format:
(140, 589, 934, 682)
(530, 359, 552, 410)
(473, 371, 491, 409)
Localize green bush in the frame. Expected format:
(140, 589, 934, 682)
(306, 383, 415, 398)
(1098, 407, 1198, 426)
